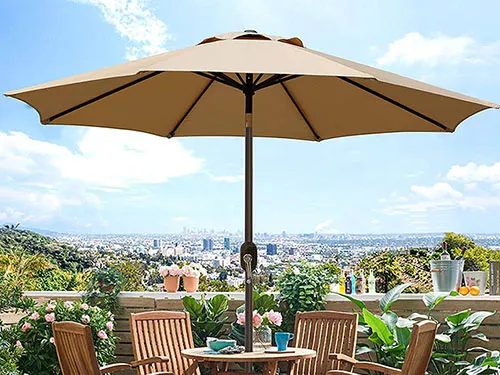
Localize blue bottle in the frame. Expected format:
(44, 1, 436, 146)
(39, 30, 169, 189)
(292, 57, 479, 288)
(350, 272, 357, 295)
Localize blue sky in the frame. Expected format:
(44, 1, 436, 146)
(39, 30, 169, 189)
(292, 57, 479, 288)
(1, 0, 500, 234)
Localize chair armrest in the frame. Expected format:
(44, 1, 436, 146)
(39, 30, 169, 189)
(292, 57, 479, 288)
(100, 363, 132, 374)
(329, 353, 357, 365)
(131, 356, 170, 367)
(354, 361, 402, 375)
(326, 371, 357, 375)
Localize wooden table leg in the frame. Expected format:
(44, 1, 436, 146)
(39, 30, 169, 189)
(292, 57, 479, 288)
(264, 361, 279, 375)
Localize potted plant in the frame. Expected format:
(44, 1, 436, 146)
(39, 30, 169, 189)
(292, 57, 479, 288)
(159, 264, 184, 293)
(181, 263, 206, 293)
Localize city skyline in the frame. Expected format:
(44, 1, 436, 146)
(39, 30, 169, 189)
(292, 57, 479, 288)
(1, 1, 500, 234)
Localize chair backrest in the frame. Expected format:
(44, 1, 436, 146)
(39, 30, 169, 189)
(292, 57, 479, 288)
(130, 311, 199, 375)
(402, 320, 438, 375)
(52, 321, 101, 375)
(292, 311, 358, 375)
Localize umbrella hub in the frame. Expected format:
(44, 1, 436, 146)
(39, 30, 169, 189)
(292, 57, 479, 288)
(198, 31, 304, 48)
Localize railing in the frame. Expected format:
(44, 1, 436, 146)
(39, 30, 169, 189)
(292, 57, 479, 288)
(3, 292, 499, 375)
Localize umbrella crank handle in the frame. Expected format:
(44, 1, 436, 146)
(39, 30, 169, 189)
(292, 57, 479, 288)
(243, 254, 253, 283)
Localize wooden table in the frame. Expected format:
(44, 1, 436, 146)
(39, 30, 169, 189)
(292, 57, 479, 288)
(181, 347, 316, 375)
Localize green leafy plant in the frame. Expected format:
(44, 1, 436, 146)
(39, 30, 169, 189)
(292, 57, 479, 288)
(458, 350, 500, 374)
(339, 287, 495, 374)
(182, 294, 229, 347)
(83, 267, 123, 314)
(15, 299, 117, 375)
(277, 262, 333, 331)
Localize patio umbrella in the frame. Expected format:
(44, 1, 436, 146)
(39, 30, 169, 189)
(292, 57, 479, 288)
(5, 30, 498, 351)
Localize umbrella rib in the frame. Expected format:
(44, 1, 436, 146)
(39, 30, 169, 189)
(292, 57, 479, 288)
(43, 71, 163, 124)
(195, 72, 242, 90)
(167, 78, 215, 138)
(255, 74, 302, 91)
(338, 77, 452, 132)
(280, 82, 321, 141)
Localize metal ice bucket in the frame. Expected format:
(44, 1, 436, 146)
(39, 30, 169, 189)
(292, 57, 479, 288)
(430, 260, 464, 292)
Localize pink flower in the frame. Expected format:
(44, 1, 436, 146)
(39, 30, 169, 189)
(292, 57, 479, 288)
(15, 341, 23, 349)
(45, 313, 56, 323)
(265, 311, 283, 327)
(97, 330, 108, 339)
(81, 315, 91, 324)
(49, 337, 55, 344)
(252, 311, 263, 328)
(21, 322, 32, 332)
(159, 266, 169, 277)
(171, 267, 184, 276)
(46, 303, 56, 312)
(79, 303, 89, 311)
(237, 313, 245, 325)
(30, 311, 40, 321)
(64, 301, 74, 309)
(182, 265, 194, 277)
(106, 321, 114, 331)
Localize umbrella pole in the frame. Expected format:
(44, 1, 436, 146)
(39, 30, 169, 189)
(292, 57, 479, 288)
(241, 73, 257, 353)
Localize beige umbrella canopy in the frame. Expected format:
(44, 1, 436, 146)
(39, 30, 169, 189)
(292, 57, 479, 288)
(5, 30, 498, 351)
(5, 30, 498, 141)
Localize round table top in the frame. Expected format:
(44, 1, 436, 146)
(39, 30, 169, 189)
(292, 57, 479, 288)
(181, 347, 316, 362)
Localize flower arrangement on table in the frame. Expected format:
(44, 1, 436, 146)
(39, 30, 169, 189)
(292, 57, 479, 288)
(159, 263, 207, 293)
(236, 310, 283, 349)
(15, 299, 117, 375)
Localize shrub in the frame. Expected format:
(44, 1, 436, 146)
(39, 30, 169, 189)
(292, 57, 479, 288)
(16, 299, 117, 375)
(277, 262, 333, 331)
(83, 267, 123, 314)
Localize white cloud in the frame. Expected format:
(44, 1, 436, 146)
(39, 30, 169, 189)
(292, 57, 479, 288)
(314, 219, 341, 233)
(411, 182, 463, 200)
(210, 174, 244, 183)
(377, 32, 500, 66)
(0, 129, 203, 189)
(447, 162, 500, 183)
(73, 0, 169, 60)
(172, 216, 187, 222)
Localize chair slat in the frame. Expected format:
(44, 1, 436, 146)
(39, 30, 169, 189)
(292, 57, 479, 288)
(293, 311, 358, 375)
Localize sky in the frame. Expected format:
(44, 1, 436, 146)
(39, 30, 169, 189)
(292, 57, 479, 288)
(0, 0, 500, 234)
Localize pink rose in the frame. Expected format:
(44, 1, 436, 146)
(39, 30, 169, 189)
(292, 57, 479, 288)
(15, 341, 23, 349)
(64, 301, 74, 309)
(45, 313, 56, 322)
(182, 265, 194, 277)
(81, 315, 91, 324)
(50, 337, 55, 344)
(21, 322, 32, 332)
(97, 330, 108, 339)
(159, 266, 169, 277)
(46, 303, 56, 312)
(79, 303, 89, 311)
(252, 311, 263, 328)
(265, 311, 283, 327)
(106, 321, 114, 331)
(171, 267, 184, 276)
(237, 313, 245, 325)
(30, 312, 40, 321)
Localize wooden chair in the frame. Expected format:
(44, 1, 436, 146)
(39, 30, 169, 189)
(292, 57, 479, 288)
(52, 321, 131, 375)
(328, 320, 438, 375)
(130, 311, 199, 375)
(291, 311, 358, 375)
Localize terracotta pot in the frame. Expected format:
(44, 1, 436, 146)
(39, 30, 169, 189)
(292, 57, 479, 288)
(183, 276, 199, 293)
(163, 276, 180, 293)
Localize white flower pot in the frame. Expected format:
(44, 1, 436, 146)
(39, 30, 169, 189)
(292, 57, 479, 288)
(463, 271, 488, 295)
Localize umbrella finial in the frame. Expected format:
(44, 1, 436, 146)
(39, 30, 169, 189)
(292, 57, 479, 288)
(244, 29, 258, 33)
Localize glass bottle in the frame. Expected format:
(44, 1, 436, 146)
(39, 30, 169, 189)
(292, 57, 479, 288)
(356, 269, 366, 294)
(350, 271, 357, 295)
(345, 271, 352, 295)
(368, 269, 376, 294)
(339, 272, 346, 294)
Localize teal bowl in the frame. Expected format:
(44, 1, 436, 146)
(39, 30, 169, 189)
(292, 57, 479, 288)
(208, 339, 236, 351)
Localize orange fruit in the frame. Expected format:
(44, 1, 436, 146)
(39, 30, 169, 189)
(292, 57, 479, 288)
(459, 286, 469, 296)
(470, 286, 480, 296)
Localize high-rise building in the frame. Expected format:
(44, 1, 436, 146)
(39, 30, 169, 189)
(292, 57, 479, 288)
(203, 238, 213, 251)
(224, 237, 230, 250)
(153, 239, 161, 249)
(266, 243, 278, 256)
